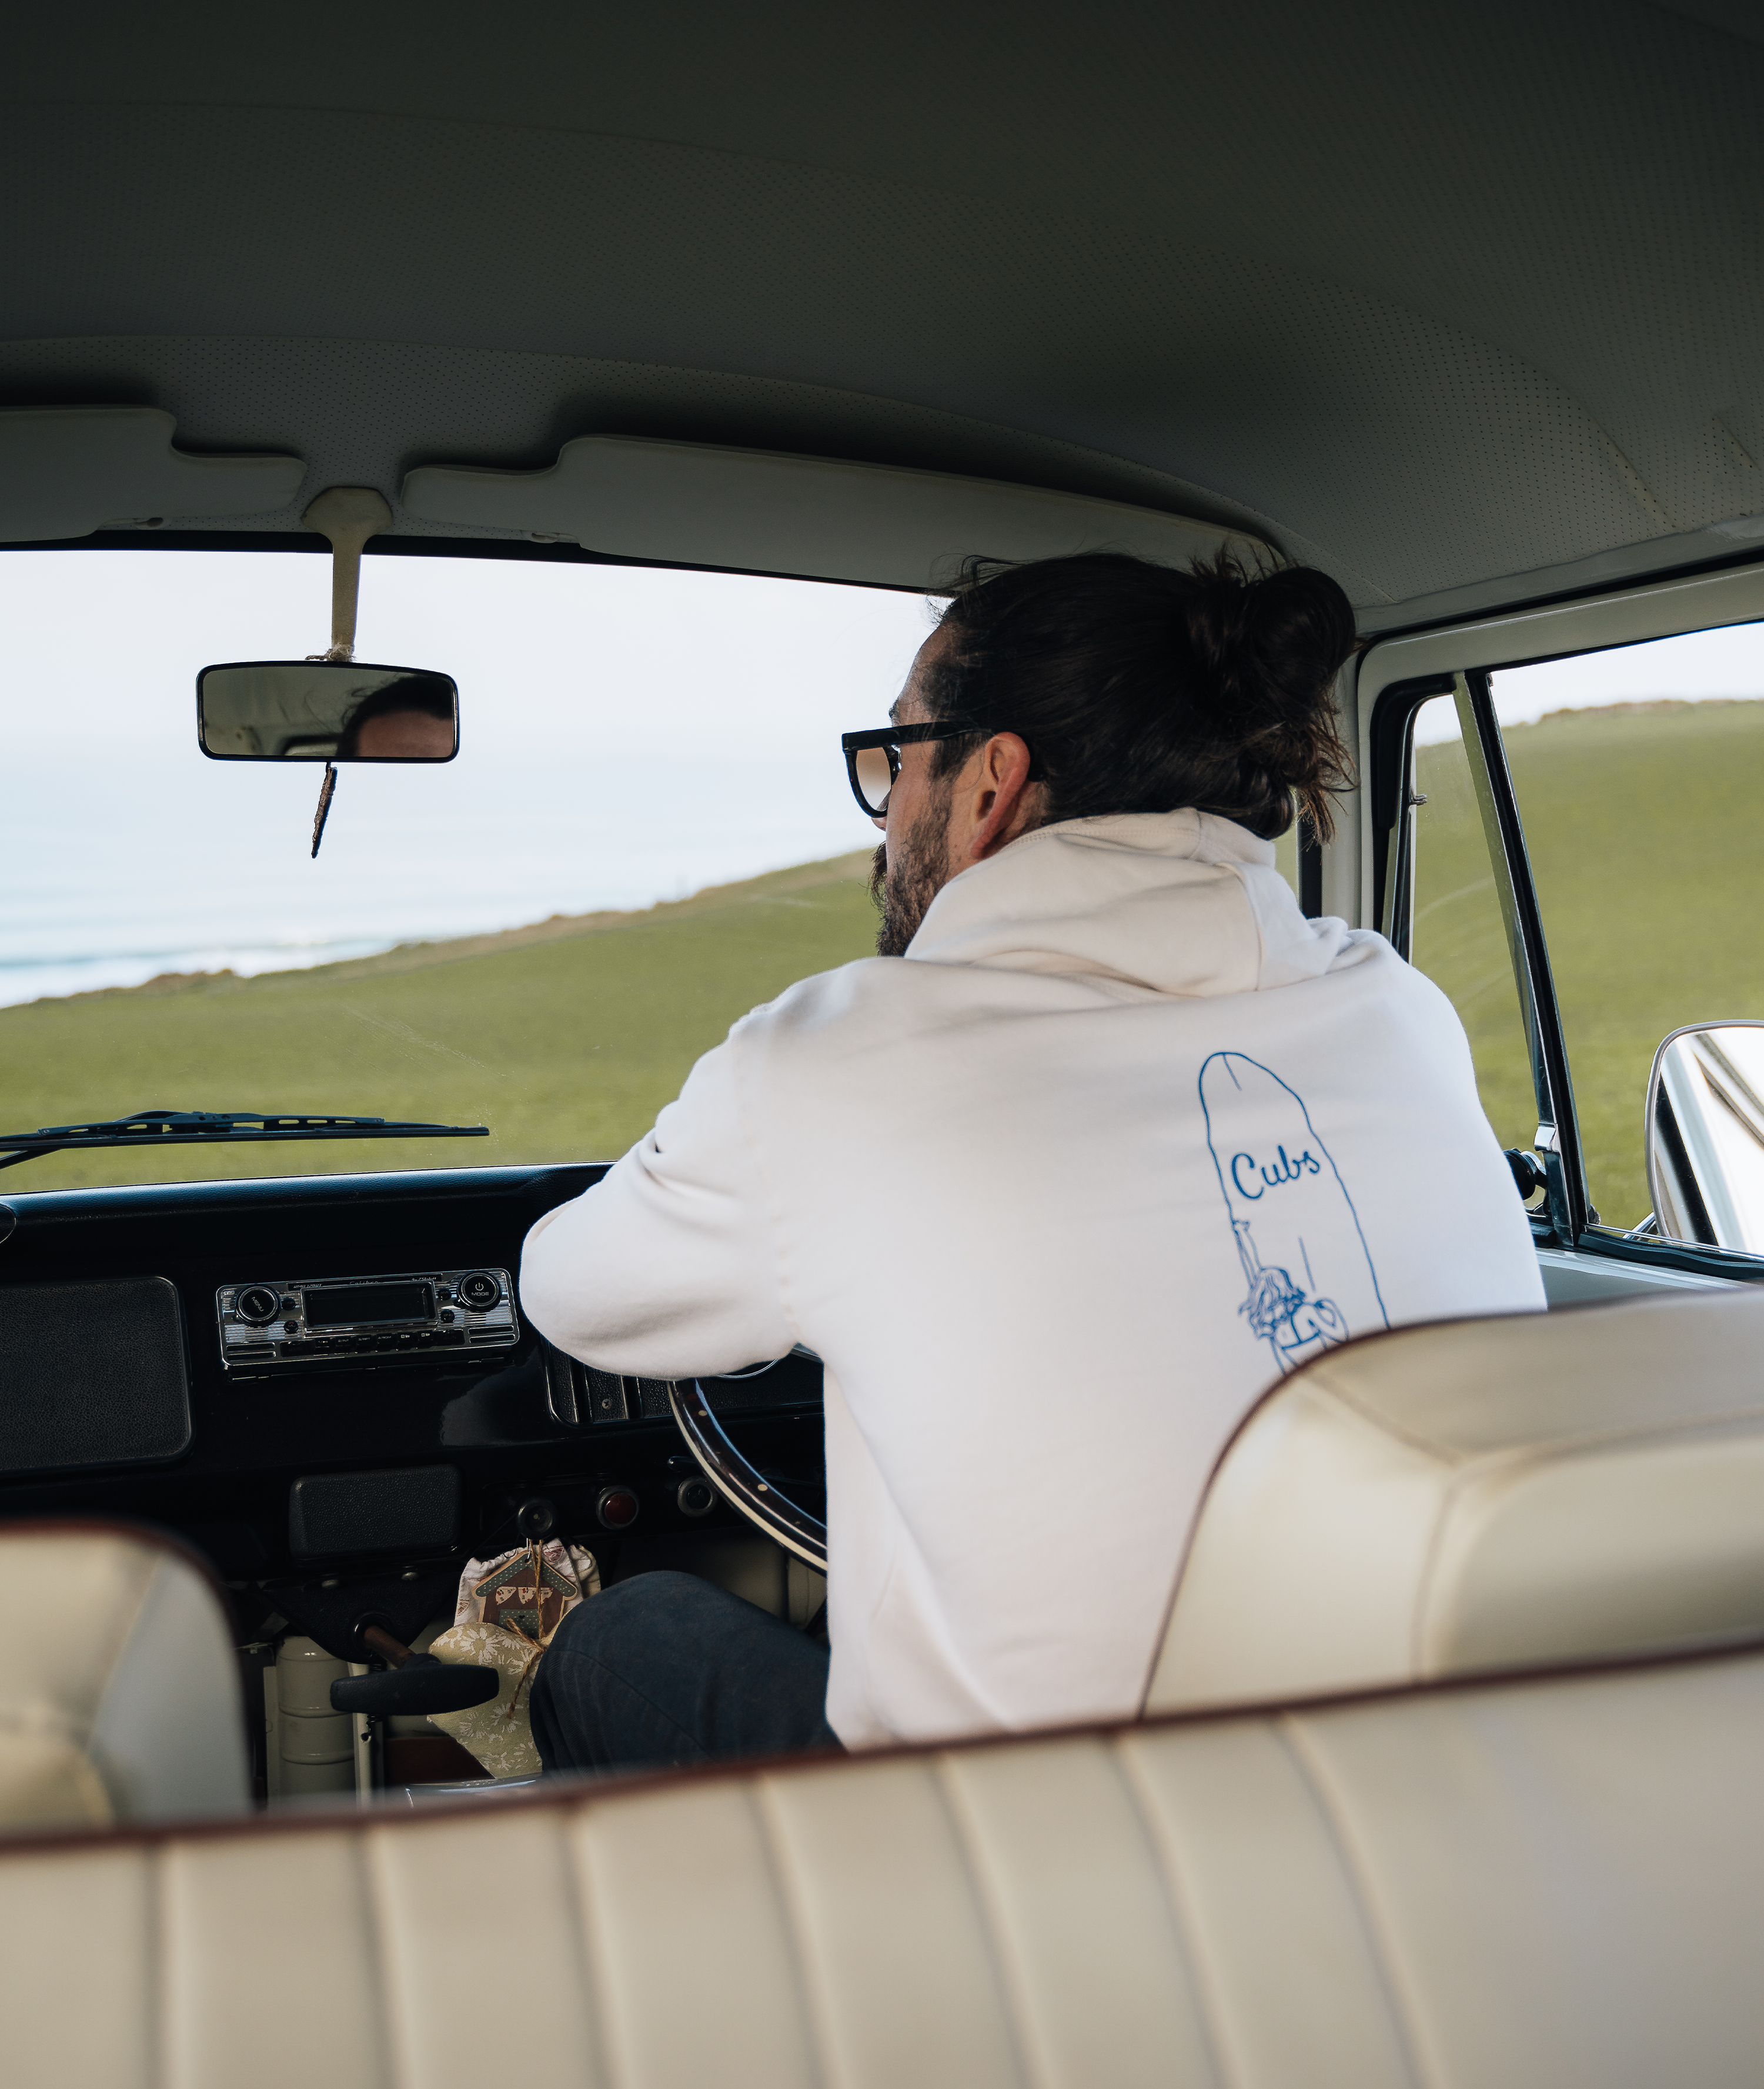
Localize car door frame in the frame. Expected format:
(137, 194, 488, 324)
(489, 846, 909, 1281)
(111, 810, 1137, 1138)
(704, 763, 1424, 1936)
(1352, 553, 1764, 1291)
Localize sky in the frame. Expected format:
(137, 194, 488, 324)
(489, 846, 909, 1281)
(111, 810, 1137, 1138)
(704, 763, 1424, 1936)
(1416, 617, 1764, 743)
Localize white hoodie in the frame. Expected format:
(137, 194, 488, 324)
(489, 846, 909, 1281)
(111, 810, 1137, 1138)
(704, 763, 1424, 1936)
(520, 811, 1545, 1747)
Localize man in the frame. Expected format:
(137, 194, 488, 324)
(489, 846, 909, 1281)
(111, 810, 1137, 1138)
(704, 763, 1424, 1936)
(335, 676, 456, 759)
(519, 551, 1545, 1772)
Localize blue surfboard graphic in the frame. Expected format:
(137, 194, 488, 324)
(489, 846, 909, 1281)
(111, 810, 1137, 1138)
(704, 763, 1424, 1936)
(1198, 1051, 1388, 1375)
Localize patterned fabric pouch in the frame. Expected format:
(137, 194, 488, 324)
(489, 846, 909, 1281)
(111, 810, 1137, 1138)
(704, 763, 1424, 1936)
(426, 1538, 600, 1777)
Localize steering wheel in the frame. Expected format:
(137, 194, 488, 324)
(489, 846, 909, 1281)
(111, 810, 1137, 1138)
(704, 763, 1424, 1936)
(667, 1379, 828, 1571)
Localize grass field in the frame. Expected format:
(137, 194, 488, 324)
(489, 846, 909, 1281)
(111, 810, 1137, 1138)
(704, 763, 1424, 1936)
(0, 852, 880, 1192)
(6, 698, 1760, 1221)
(1415, 698, 1764, 1230)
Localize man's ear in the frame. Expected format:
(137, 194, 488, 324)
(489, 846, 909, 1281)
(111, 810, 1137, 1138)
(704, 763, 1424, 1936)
(960, 732, 1041, 863)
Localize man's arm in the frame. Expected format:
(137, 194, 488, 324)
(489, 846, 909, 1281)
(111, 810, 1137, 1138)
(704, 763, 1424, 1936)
(518, 1024, 799, 1379)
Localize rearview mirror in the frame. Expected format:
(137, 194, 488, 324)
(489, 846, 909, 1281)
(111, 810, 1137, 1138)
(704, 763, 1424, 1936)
(1645, 1021, 1764, 1252)
(197, 661, 458, 761)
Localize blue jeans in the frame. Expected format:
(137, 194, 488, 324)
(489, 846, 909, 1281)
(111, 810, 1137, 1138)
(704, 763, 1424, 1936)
(530, 1570, 840, 1774)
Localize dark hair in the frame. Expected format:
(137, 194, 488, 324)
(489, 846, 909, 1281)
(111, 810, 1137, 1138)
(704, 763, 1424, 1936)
(335, 674, 456, 758)
(924, 549, 1358, 841)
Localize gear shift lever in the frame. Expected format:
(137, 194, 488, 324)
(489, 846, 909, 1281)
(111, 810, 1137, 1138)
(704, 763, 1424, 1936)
(330, 1623, 498, 1716)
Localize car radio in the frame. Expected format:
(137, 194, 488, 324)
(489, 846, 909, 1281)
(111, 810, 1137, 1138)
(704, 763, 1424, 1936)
(215, 1268, 518, 1372)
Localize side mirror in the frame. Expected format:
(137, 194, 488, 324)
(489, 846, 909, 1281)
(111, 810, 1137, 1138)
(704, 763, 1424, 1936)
(1645, 1022, 1764, 1252)
(197, 661, 458, 761)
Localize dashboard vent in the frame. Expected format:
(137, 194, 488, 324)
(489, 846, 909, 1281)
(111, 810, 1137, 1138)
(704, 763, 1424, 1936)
(541, 1342, 823, 1428)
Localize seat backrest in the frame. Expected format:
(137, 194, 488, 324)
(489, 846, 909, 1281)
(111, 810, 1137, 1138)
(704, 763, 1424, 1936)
(0, 1520, 249, 1830)
(1148, 1285, 1764, 1712)
(4, 1639, 1763, 2088)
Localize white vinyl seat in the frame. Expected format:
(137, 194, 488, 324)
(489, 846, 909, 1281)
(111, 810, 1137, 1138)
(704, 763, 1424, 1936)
(1150, 1284, 1764, 1710)
(0, 1520, 249, 1831)
(5, 1638, 1764, 2088)
(10, 1293, 1764, 2084)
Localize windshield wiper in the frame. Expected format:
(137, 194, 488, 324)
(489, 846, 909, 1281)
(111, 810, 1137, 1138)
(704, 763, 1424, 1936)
(0, 1108, 490, 1171)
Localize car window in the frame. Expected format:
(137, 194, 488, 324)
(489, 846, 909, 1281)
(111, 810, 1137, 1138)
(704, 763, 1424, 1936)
(1, 550, 929, 1191)
(1271, 822, 1299, 902)
(1406, 691, 1536, 1158)
(1485, 626, 1764, 1231)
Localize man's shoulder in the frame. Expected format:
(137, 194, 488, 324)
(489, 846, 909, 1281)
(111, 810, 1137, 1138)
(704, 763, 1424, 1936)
(737, 954, 911, 1038)
(729, 951, 998, 1085)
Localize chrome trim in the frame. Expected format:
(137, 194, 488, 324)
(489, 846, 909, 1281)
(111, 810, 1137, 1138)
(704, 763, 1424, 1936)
(668, 1378, 828, 1571)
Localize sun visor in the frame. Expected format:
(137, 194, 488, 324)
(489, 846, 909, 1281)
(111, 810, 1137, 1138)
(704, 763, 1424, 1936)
(0, 408, 305, 543)
(401, 437, 1267, 587)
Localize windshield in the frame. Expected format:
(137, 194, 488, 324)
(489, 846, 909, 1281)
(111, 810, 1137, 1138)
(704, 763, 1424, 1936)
(2, 549, 930, 1190)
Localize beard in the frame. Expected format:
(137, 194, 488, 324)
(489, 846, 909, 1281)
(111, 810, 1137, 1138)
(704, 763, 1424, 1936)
(870, 788, 953, 957)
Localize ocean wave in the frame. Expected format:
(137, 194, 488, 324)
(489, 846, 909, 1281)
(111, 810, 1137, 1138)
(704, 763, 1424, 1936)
(0, 939, 403, 1008)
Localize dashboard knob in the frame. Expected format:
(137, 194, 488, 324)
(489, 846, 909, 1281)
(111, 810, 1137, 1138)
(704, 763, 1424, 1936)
(596, 1484, 640, 1531)
(676, 1476, 716, 1519)
(516, 1495, 556, 1540)
(235, 1285, 280, 1325)
(457, 1270, 501, 1311)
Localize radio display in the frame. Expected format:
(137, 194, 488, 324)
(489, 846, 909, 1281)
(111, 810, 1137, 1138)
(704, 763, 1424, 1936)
(304, 1282, 432, 1327)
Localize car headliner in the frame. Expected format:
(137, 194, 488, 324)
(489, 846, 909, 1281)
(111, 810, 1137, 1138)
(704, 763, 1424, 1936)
(3, 1, 1762, 628)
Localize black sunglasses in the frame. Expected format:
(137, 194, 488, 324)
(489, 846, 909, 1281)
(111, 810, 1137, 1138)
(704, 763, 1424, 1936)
(843, 719, 1050, 819)
(840, 721, 985, 818)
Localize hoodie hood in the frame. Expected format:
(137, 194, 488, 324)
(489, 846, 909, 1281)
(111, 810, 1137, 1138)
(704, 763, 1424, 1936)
(904, 808, 1362, 998)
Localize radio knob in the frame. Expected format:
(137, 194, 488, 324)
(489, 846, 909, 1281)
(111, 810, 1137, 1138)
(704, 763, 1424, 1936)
(235, 1285, 280, 1325)
(457, 1271, 501, 1311)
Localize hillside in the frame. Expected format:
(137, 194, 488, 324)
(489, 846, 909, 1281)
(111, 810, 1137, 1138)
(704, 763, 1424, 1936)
(0, 851, 878, 1191)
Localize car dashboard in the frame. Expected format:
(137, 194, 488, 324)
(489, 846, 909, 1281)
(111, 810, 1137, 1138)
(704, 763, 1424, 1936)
(0, 1162, 826, 1796)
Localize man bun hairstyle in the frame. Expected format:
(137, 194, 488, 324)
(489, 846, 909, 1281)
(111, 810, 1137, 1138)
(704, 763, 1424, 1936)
(926, 547, 1358, 841)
